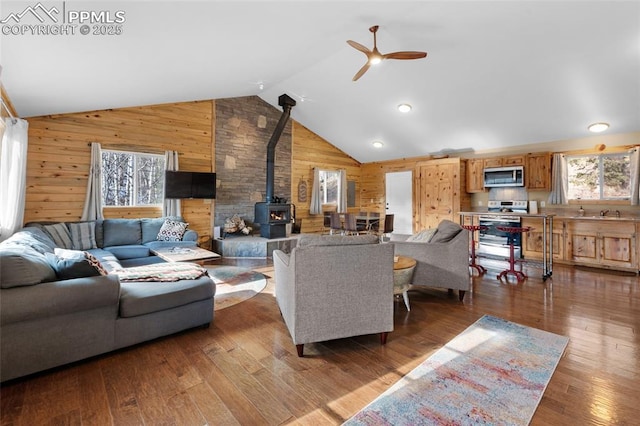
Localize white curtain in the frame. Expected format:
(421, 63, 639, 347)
(309, 167, 322, 214)
(548, 153, 568, 205)
(630, 147, 640, 205)
(0, 118, 29, 242)
(337, 169, 348, 213)
(163, 150, 181, 217)
(81, 142, 104, 221)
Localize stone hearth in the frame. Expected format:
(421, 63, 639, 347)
(213, 234, 300, 258)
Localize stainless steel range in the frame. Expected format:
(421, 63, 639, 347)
(477, 200, 528, 259)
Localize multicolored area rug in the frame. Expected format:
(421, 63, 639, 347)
(344, 315, 569, 426)
(206, 266, 267, 311)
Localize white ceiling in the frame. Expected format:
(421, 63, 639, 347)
(1, 1, 639, 163)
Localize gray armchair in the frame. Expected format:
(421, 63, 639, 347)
(392, 220, 470, 301)
(273, 235, 394, 356)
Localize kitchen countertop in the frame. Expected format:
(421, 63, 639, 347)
(458, 211, 556, 218)
(459, 211, 639, 222)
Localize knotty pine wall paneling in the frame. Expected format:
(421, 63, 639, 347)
(292, 122, 361, 234)
(360, 156, 434, 234)
(24, 101, 215, 246)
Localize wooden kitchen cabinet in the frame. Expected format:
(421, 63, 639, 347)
(526, 152, 552, 190)
(565, 219, 636, 272)
(521, 217, 564, 261)
(466, 158, 485, 193)
(483, 155, 525, 168)
(415, 158, 470, 230)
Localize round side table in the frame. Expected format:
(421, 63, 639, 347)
(393, 256, 416, 311)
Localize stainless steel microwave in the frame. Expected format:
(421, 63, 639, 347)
(483, 166, 524, 187)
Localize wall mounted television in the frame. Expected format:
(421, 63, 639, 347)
(164, 171, 216, 199)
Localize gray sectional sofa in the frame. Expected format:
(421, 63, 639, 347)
(0, 217, 215, 382)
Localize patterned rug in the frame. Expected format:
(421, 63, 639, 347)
(206, 266, 267, 311)
(344, 315, 569, 425)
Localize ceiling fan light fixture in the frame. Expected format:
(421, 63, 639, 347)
(372, 140, 384, 148)
(369, 56, 382, 65)
(398, 103, 412, 113)
(588, 122, 609, 133)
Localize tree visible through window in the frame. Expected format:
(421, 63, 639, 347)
(102, 150, 165, 206)
(319, 170, 341, 205)
(567, 153, 630, 200)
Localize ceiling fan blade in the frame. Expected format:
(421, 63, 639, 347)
(347, 40, 372, 55)
(384, 51, 427, 60)
(352, 62, 371, 81)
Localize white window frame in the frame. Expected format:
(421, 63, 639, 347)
(319, 169, 342, 206)
(566, 152, 631, 201)
(101, 149, 165, 207)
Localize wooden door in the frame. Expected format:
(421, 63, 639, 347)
(416, 158, 461, 230)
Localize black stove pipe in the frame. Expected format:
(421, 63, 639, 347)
(266, 94, 296, 203)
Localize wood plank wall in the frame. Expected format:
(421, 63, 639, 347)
(291, 122, 362, 234)
(360, 156, 434, 233)
(24, 101, 215, 246)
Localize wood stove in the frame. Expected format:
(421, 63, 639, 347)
(254, 93, 296, 239)
(254, 202, 291, 239)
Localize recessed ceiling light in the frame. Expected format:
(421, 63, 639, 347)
(372, 140, 384, 148)
(588, 122, 609, 133)
(397, 104, 412, 113)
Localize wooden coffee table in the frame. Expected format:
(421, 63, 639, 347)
(151, 246, 220, 263)
(393, 255, 416, 311)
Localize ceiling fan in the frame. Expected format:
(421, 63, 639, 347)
(347, 25, 427, 81)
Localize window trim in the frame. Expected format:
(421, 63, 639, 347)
(318, 169, 342, 206)
(566, 151, 631, 202)
(101, 149, 165, 207)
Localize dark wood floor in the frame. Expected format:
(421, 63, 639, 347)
(1, 257, 639, 425)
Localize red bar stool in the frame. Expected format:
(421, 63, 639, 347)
(462, 224, 487, 275)
(496, 226, 533, 282)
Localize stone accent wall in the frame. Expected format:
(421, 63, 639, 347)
(215, 96, 292, 228)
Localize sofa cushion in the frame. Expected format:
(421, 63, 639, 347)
(3, 228, 56, 254)
(105, 245, 151, 260)
(1, 275, 120, 325)
(0, 246, 57, 288)
(406, 228, 437, 243)
(86, 248, 123, 272)
(45, 250, 107, 280)
(69, 222, 98, 250)
(42, 223, 73, 249)
(297, 234, 379, 247)
(430, 220, 463, 243)
(141, 217, 167, 243)
(119, 277, 214, 318)
(156, 219, 188, 242)
(103, 219, 142, 246)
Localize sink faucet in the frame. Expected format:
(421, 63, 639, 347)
(600, 209, 610, 217)
(615, 210, 621, 218)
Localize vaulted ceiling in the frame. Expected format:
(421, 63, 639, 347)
(2, 1, 639, 162)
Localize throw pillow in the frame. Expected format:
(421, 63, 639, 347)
(68, 222, 97, 250)
(156, 219, 189, 242)
(405, 228, 437, 243)
(430, 220, 463, 243)
(43, 223, 73, 249)
(47, 249, 108, 279)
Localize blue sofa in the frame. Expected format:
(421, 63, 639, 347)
(0, 217, 215, 382)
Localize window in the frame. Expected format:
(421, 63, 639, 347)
(567, 152, 631, 200)
(101, 150, 165, 206)
(319, 170, 341, 205)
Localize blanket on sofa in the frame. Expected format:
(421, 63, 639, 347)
(112, 262, 208, 282)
